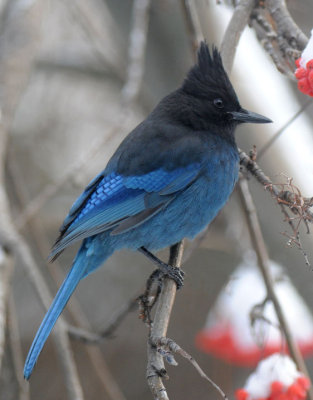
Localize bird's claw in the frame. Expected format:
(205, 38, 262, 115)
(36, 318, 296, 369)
(162, 264, 185, 289)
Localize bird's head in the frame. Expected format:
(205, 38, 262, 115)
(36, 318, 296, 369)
(181, 42, 271, 130)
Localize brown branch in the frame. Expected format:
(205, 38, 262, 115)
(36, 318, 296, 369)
(146, 242, 184, 400)
(15, 123, 125, 230)
(181, 0, 203, 61)
(8, 293, 30, 400)
(0, 3, 84, 398)
(239, 149, 313, 223)
(221, 0, 257, 74)
(8, 156, 127, 400)
(151, 337, 228, 400)
(219, 0, 313, 391)
(265, 0, 308, 50)
(0, 249, 13, 373)
(68, 296, 137, 343)
(15, 0, 151, 229)
(249, 0, 308, 77)
(121, 0, 152, 105)
(250, 8, 296, 79)
(257, 99, 313, 159)
(237, 177, 312, 385)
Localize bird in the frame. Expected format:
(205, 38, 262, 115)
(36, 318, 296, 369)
(24, 42, 271, 379)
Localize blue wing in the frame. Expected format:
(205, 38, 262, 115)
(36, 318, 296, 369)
(49, 164, 201, 259)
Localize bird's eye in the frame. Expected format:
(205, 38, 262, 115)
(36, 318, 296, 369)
(213, 98, 224, 109)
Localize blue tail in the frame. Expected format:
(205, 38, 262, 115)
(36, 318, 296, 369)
(24, 251, 89, 380)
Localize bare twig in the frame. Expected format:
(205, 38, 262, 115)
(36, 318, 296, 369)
(250, 9, 296, 79)
(0, 3, 84, 398)
(15, 123, 126, 230)
(221, 0, 256, 74)
(219, 0, 312, 391)
(68, 296, 137, 343)
(151, 337, 227, 400)
(8, 294, 30, 400)
(68, 0, 124, 80)
(181, 0, 203, 61)
(121, 0, 152, 105)
(8, 130, 128, 400)
(239, 149, 313, 222)
(0, 248, 13, 373)
(15, 0, 151, 229)
(265, 0, 308, 51)
(3, 224, 84, 399)
(257, 98, 313, 159)
(238, 177, 312, 384)
(146, 242, 184, 400)
(248, 0, 308, 77)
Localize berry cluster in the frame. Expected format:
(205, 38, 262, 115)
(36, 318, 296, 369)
(235, 376, 310, 400)
(295, 58, 313, 97)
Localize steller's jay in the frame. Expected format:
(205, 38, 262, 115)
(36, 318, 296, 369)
(24, 42, 271, 379)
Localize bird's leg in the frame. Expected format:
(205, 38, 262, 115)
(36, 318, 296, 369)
(139, 247, 185, 289)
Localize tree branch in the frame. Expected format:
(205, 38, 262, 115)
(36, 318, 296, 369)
(0, 249, 13, 374)
(237, 177, 312, 384)
(121, 0, 152, 105)
(220, 0, 312, 392)
(146, 242, 184, 400)
(0, 3, 84, 398)
(221, 0, 257, 74)
(266, 0, 308, 50)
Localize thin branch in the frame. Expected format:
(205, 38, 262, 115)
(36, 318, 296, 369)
(15, 0, 151, 229)
(3, 225, 84, 399)
(257, 98, 313, 159)
(219, 0, 313, 392)
(68, 296, 137, 343)
(181, 0, 203, 61)
(146, 242, 184, 400)
(250, 0, 308, 76)
(239, 149, 313, 221)
(0, 3, 84, 397)
(151, 337, 227, 400)
(15, 123, 125, 230)
(237, 177, 312, 384)
(8, 140, 128, 400)
(121, 0, 152, 105)
(8, 293, 30, 400)
(0, 249, 13, 373)
(265, 0, 308, 50)
(221, 0, 257, 74)
(250, 8, 296, 79)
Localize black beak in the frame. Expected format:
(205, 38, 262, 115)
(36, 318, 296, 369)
(229, 109, 272, 124)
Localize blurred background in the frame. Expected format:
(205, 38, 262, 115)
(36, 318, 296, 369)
(1, 0, 313, 399)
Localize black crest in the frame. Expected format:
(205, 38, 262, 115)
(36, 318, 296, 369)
(182, 42, 238, 101)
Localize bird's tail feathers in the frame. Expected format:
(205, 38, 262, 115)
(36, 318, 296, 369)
(23, 251, 88, 380)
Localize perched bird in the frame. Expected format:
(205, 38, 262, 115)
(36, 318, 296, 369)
(24, 42, 271, 379)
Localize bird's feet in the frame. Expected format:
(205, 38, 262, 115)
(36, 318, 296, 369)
(139, 247, 185, 289)
(158, 263, 185, 289)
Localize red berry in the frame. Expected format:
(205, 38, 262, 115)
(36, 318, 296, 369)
(295, 67, 307, 79)
(287, 383, 306, 399)
(296, 376, 310, 390)
(295, 58, 301, 68)
(298, 78, 312, 95)
(271, 381, 284, 395)
(308, 70, 313, 88)
(235, 388, 249, 400)
(306, 59, 313, 70)
(272, 393, 288, 400)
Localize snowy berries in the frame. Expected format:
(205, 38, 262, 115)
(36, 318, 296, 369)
(235, 354, 310, 400)
(295, 30, 313, 96)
